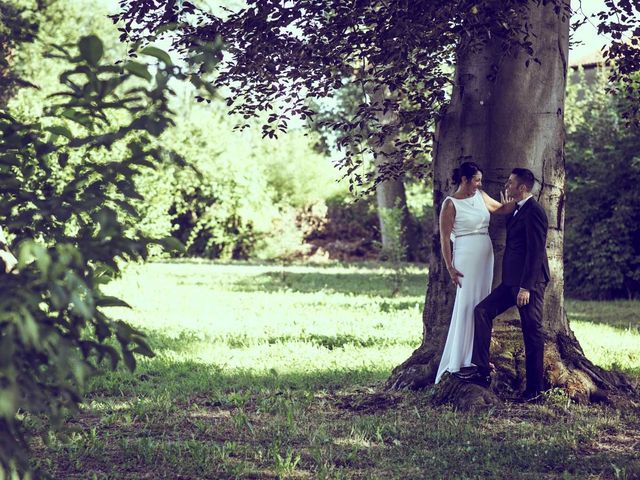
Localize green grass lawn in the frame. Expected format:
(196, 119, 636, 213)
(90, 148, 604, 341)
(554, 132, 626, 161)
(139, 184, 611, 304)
(32, 261, 640, 479)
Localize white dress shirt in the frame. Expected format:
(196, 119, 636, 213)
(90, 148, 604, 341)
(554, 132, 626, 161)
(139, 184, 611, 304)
(513, 195, 533, 217)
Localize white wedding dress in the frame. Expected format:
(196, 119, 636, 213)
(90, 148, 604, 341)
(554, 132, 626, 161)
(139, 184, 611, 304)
(435, 189, 494, 384)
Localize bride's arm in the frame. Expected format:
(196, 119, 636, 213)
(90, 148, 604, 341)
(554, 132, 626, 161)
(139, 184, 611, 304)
(439, 200, 463, 287)
(481, 190, 516, 215)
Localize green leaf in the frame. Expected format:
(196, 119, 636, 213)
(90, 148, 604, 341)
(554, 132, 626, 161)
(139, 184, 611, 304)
(128, 157, 155, 169)
(58, 152, 69, 167)
(131, 336, 155, 358)
(70, 358, 88, 386)
(116, 320, 143, 342)
(113, 199, 140, 218)
(70, 291, 93, 320)
(97, 344, 120, 370)
(0, 387, 18, 417)
(17, 240, 51, 274)
(122, 349, 137, 372)
(45, 125, 74, 139)
(96, 296, 131, 309)
(94, 311, 112, 342)
(156, 236, 186, 253)
(140, 46, 173, 66)
(60, 108, 92, 128)
(50, 284, 69, 309)
(78, 35, 104, 67)
(17, 308, 40, 347)
(124, 61, 152, 81)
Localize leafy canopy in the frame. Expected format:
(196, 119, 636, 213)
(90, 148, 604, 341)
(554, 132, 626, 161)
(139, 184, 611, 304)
(112, 0, 639, 191)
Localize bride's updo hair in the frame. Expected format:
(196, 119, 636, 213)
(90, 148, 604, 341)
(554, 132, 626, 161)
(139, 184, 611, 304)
(452, 161, 482, 185)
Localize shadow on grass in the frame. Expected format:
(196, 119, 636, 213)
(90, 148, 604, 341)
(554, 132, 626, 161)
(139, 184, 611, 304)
(88, 358, 392, 400)
(89, 327, 639, 402)
(86, 326, 411, 399)
(231, 271, 427, 298)
(144, 329, 418, 352)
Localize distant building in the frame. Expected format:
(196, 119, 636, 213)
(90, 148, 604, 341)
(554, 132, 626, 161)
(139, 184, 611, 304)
(569, 48, 605, 86)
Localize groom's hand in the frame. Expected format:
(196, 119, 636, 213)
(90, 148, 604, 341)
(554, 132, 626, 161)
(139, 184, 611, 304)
(517, 288, 530, 307)
(448, 267, 464, 288)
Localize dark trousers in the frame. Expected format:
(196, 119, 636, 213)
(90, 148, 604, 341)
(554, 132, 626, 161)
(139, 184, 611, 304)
(471, 283, 546, 394)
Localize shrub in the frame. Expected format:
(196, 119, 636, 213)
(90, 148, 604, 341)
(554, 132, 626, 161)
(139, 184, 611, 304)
(0, 35, 209, 475)
(564, 69, 640, 299)
(135, 104, 343, 260)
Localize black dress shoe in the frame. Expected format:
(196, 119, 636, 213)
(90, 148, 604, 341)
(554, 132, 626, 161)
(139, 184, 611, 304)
(453, 367, 478, 379)
(453, 370, 491, 388)
(458, 366, 477, 375)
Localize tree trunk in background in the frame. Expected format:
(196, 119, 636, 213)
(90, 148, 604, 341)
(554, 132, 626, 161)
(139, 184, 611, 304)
(386, 0, 632, 405)
(370, 86, 419, 261)
(0, 25, 16, 108)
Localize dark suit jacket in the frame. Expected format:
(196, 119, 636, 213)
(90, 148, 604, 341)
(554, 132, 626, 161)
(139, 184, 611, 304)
(502, 197, 551, 290)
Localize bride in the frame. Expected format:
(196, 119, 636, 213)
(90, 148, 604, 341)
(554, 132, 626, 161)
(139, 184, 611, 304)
(435, 162, 515, 384)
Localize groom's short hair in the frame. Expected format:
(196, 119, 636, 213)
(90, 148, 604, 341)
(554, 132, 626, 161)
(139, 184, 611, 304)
(512, 168, 535, 191)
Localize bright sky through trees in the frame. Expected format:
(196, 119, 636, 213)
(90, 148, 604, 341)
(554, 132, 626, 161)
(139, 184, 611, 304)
(570, 0, 610, 63)
(95, 0, 609, 60)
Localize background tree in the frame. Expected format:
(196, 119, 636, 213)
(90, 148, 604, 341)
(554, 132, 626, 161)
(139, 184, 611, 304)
(112, 0, 638, 404)
(310, 83, 423, 261)
(369, 86, 421, 262)
(564, 68, 640, 300)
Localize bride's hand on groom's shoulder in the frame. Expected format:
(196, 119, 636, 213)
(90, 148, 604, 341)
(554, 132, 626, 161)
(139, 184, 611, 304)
(0, 250, 18, 274)
(448, 266, 464, 288)
(500, 189, 514, 205)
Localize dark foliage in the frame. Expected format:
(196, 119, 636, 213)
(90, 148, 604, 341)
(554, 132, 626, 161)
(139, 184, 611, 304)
(112, 1, 633, 192)
(0, 34, 217, 475)
(565, 72, 640, 299)
(596, 0, 640, 125)
(169, 184, 258, 259)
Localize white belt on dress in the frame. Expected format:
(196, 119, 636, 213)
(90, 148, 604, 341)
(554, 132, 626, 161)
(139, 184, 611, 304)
(455, 232, 489, 238)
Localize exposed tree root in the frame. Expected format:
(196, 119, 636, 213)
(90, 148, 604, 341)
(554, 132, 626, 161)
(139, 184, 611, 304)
(546, 330, 636, 406)
(432, 374, 500, 411)
(384, 348, 438, 391)
(386, 318, 638, 409)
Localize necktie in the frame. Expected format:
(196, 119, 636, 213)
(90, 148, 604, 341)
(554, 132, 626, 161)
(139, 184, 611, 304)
(513, 203, 521, 217)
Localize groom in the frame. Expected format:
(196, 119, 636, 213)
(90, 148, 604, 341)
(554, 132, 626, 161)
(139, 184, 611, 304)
(455, 168, 550, 400)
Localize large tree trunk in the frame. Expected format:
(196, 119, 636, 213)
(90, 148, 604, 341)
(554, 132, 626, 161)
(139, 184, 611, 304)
(370, 86, 420, 262)
(386, 0, 633, 405)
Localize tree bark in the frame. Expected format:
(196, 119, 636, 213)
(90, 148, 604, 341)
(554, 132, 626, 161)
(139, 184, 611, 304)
(386, 0, 634, 405)
(375, 178, 419, 261)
